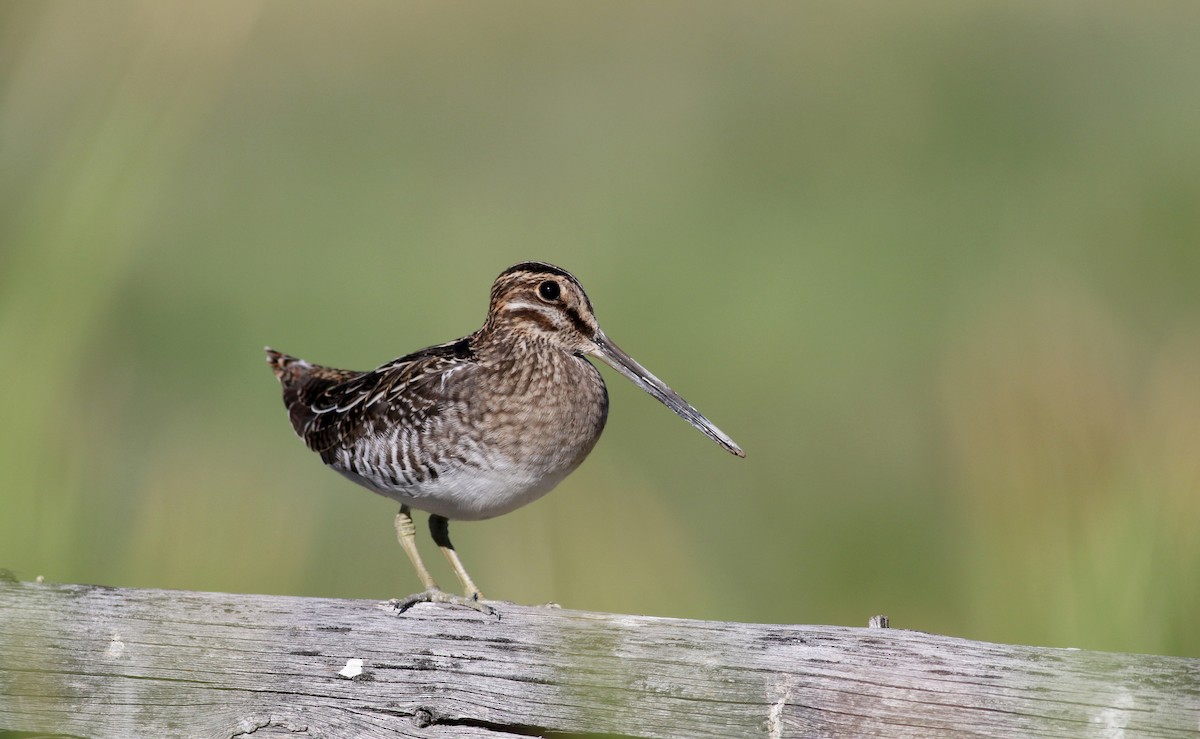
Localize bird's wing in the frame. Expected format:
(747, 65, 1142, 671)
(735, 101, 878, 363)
(300, 337, 478, 458)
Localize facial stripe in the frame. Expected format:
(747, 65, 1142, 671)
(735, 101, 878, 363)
(503, 305, 559, 333)
(563, 306, 593, 338)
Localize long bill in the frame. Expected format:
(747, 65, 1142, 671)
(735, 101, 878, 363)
(591, 330, 745, 458)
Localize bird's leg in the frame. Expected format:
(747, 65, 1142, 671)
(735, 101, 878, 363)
(390, 506, 496, 617)
(428, 514, 485, 602)
(393, 505, 439, 591)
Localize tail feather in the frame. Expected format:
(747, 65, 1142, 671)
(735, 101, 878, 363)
(264, 347, 310, 383)
(264, 347, 362, 440)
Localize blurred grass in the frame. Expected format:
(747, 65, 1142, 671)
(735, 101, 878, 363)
(2, 1, 1199, 657)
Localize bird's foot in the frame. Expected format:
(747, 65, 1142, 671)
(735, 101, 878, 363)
(390, 589, 498, 617)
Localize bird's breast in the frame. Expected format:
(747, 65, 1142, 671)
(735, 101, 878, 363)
(457, 351, 608, 516)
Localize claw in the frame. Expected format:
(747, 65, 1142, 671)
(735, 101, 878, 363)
(390, 589, 498, 618)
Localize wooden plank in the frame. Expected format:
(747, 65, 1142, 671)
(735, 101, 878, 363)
(0, 579, 1197, 738)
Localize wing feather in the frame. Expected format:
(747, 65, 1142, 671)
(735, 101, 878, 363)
(287, 337, 477, 463)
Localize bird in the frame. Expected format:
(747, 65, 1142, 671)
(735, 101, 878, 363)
(265, 261, 743, 614)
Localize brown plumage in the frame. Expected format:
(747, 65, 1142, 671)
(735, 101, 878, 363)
(266, 261, 742, 613)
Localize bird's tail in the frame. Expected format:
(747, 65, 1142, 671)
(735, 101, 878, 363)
(264, 346, 364, 441)
(264, 347, 310, 383)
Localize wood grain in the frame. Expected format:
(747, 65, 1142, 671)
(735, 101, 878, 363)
(1, 579, 1197, 738)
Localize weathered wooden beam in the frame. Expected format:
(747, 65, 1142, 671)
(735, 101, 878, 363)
(0, 578, 1197, 738)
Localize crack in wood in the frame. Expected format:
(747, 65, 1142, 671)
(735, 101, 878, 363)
(361, 705, 640, 738)
(228, 716, 311, 737)
(422, 710, 639, 739)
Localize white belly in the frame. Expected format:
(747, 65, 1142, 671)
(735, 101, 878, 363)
(338, 459, 575, 520)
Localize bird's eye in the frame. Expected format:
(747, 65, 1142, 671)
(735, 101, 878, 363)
(538, 281, 561, 302)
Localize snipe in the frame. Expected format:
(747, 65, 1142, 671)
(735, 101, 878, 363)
(266, 261, 743, 614)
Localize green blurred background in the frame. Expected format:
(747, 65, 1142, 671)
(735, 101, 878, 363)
(2, 2, 1198, 658)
